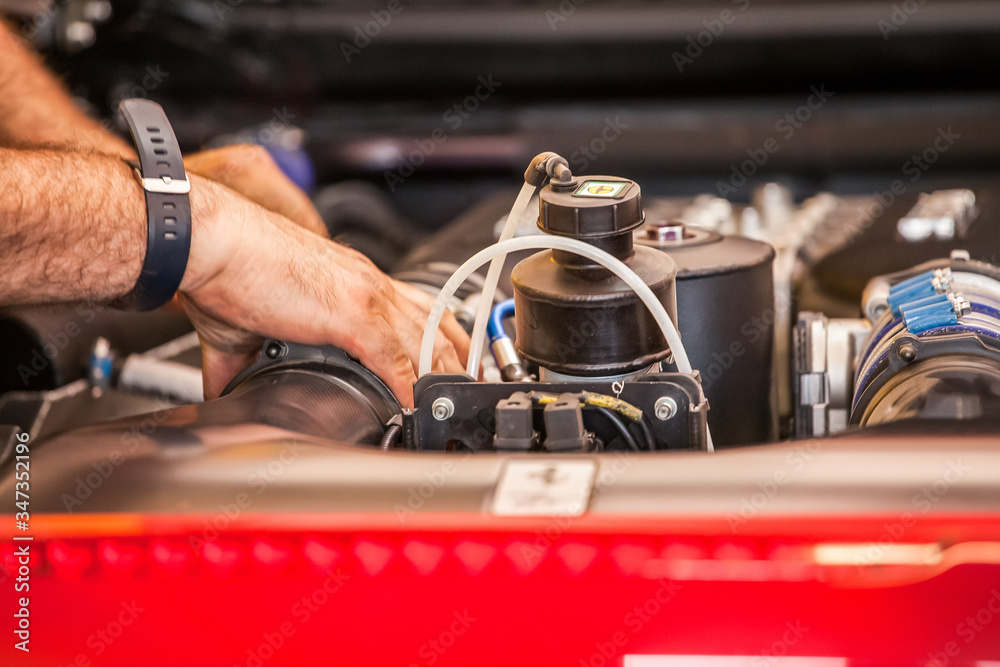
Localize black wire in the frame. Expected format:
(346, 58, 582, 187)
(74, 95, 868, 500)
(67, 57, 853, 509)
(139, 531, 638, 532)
(636, 417, 657, 451)
(595, 407, 640, 451)
(379, 423, 402, 451)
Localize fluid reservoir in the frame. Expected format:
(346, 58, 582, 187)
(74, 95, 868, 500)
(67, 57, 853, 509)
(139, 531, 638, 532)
(511, 176, 678, 381)
(637, 221, 776, 446)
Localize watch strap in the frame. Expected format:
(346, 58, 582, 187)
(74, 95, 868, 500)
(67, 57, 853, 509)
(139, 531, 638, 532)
(116, 99, 191, 311)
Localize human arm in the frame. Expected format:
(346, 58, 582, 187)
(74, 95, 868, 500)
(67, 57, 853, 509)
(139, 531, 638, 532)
(0, 147, 469, 405)
(0, 19, 135, 157)
(0, 19, 327, 236)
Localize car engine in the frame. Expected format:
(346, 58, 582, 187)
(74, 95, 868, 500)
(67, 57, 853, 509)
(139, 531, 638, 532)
(2, 1, 1000, 665)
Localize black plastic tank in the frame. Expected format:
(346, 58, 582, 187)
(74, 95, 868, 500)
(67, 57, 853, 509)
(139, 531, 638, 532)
(637, 222, 776, 446)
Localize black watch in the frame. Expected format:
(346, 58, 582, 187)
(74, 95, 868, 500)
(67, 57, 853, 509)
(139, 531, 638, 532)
(115, 99, 192, 311)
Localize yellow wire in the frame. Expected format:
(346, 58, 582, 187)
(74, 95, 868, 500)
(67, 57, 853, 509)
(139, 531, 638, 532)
(580, 392, 643, 422)
(529, 391, 644, 422)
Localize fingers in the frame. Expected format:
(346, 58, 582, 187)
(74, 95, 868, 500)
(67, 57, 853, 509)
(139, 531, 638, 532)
(177, 292, 264, 399)
(438, 308, 472, 367)
(434, 330, 462, 373)
(338, 313, 418, 408)
(200, 343, 260, 399)
(180, 185, 474, 408)
(392, 280, 471, 371)
(390, 292, 463, 375)
(382, 298, 437, 374)
(331, 278, 466, 406)
(185, 145, 328, 237)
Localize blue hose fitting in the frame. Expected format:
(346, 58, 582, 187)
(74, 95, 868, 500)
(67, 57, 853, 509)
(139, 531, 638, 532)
(487, 299, 528, 381)
(488, 299, 517, 342)
(903, 300, 957, 334)
(903, 292, 970, 334)
(887, 268, 952, 316)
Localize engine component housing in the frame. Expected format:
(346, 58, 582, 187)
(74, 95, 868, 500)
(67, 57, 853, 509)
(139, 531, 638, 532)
(512, 177, 678, 380)
(637, 222, 776, 445)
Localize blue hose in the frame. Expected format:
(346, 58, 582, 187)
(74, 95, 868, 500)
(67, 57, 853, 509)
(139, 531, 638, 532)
(487, 299, 516, 342)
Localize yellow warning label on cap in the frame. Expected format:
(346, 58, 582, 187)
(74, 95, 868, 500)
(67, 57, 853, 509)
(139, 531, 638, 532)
(574, 180, 628, 198)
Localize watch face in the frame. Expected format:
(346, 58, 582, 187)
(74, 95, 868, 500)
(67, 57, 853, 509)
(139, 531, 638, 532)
(573, 180, 630, 199)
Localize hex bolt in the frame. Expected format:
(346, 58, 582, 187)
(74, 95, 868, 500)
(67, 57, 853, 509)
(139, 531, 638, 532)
(645, 220, 686, 243)
(265, 341, 285, 360)
(898, 343, 917, 362)
(654, 396, 677, 421)
(431, 397, 455, 421)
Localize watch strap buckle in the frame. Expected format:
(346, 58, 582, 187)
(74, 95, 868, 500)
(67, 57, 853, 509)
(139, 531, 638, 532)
(132, 169, 191, 194)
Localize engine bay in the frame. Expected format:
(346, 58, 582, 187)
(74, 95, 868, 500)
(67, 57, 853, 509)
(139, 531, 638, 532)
(2, 1, 1000, 665)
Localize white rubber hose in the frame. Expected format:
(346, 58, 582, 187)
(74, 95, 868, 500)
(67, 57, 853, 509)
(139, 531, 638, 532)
(464, 182, 538, 377)
(418, 235, 714, 451)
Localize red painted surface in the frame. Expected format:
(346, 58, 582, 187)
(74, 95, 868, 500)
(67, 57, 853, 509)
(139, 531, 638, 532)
(3, 513, 1000, 666)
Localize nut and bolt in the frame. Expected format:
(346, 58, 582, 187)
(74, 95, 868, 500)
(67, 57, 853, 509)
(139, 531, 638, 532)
(950, 295, 972, 318)
(654, 396, 678, 421)
(645, 220, 687, 243)
(265, 341, 286, 360)
(897, 343, 917, 362)
(431, 397, 455, 421)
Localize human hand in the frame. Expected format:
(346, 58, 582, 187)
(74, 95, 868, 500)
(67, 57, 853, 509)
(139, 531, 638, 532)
(179, 175, 470, 407)
(184, 144, 328, 237)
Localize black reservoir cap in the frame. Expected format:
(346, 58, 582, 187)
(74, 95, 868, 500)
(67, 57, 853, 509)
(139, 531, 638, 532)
(539, 177, 644, 240)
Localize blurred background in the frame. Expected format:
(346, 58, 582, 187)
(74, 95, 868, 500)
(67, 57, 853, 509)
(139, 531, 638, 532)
(3, 0, 998, 255)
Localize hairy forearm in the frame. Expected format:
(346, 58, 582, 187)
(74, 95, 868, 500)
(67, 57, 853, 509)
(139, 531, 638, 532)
(0, 19, 134, 157)
(0, 148, 146, 304)
(0, 146, 231, 308)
